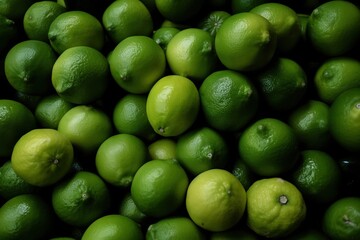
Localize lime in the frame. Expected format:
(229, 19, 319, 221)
(329, 88, 360, 152)
(23, 1, 66, 42)
(291, 150, 342, 204)
(118, 193, 148, 224)
(146, 75, 200, 137)
(0, 194, 54, 240)
(95, 133, 147, 187)
(148, 138, 177, 160)
(215, 12, 277, 71)
(109, 36, 166, 94)
(102, 0, 153, 44)
(131, 159, 189, 218)
(48, 10, 105, 54)
(322, 197, 360, 240)
(146, 217, 206, 239)
(314, 57, 360, 103)
(199, 70, 259, 132)
(152, 27, 180, 51)
(0, 99, 36, 158)
(34, 94, 75, 129)
(166, 28, 218, 81)
(253, 57, 308, 112)
(186, 169, 247, 232)
(112, 93, 156, 141)
(58, 105, 113, 155)
(176, 127, 229, 175)
(306, 1, 360, 56)
(198, 10, 231, 37)
(246, 178, 307, 238)
(288, 100, 331, 150)
(11, 128, 74, 187)
(52, 171, 111, 227)
(51, 46, 109, 105)
(238, 118, 300, 176)
(250, 2, 301, 53)
(155, 0, 205, 23)
(0, 161, 39, 200)
(4, 40, 57, 95)
(81, 214, 143, 240)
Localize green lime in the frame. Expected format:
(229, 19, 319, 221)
(0, 194, 54, 240)
(81, 214, 143, 240)
(118, 193, 148, 224)
(238, 118, 300, 176)
(131, 159, 189, 218)
(52, 171, 111, 227)
(95, 133, 147, 187)
(322, 197, 360, 240)
(109, 36, 166, 94)
(0, 99, 36, 158)
(148, 138, 177, 160)
(146, 216, 206, 239)
(199, 70, 259, 132)
(176, 127, 229, 175)
(4, 40, 57, 95)
(0, 161, 39, 200)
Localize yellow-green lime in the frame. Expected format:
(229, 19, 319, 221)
(48, 10, 105, 54)
(52, 171, 111, 227)
(250, 2, 301, 53)
(4, 40, 57, 95)
(186, 169, 247, 232)
(166, 28, 218, 82)
(306, 1, 360, 56)
(322, 197, 360, 240)
(246, 178, 307, 238)
(58, 105, 113, 155)
(238, 118, 300, 176)
(11, 128, 74, 187)
(155, 0, 205, 23)
(290, 150, 342, 204)
(131, 159, 189, 218)
(102, 0, 153, 44)
(34, 94, 75, 129)
(146, 75, 200, 137)
(253, 57, 308, 112)
(175, 127, 229, 175)
(118, 193, 148, 224)
(23, 1, 66, 42)
(199, 70, 259, 132)
(314, 57, 360, 103)
(95, 133, 147, 187)
(152, 27, 180, 51)
(109, 36, 166, 94)
(148, 138, 177, 160)
(0, 194, 53, 240)
(51, 46, 109, 104)
(288, 100, 331, 150)
(112, 93, 156, 141)
(329, 88, 360, 152)
(0, 99, 36, 158)
(0, 161, 39, 200)
(81, 214, 143, 240)
(146, 216, 206, 240)
(215, 12, 277, 71)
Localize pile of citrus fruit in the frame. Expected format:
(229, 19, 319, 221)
(1, 0, 360, 239)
